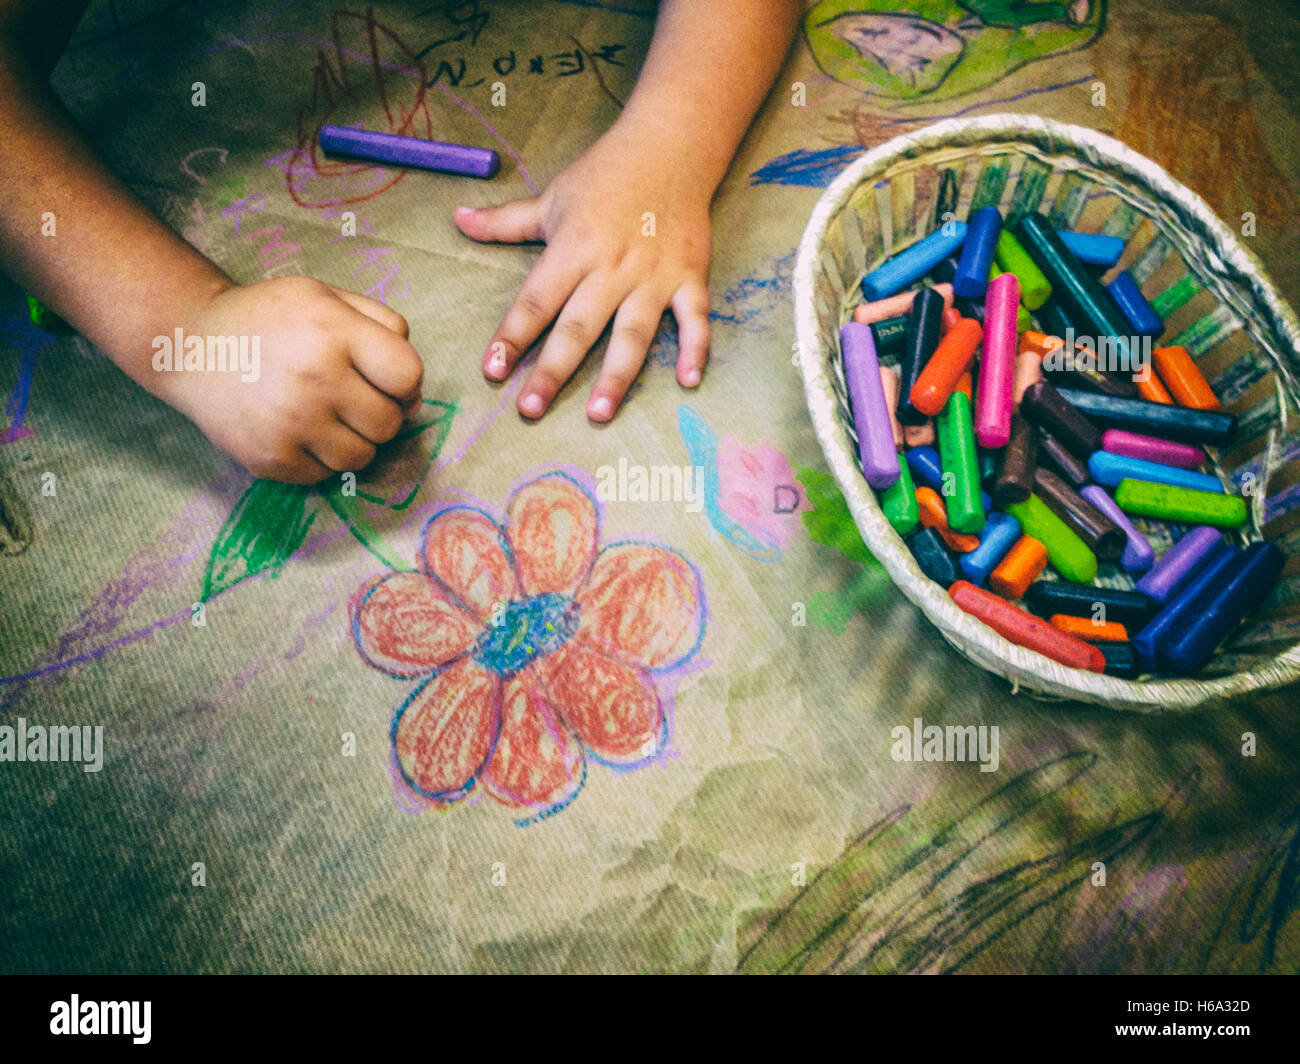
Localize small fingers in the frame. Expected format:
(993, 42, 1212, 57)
(519, 273, 626, 419)
(347, 319, 425, 405)
(587, 290, 667, 422)
(484, 246, 584, 382)
(454, 198, 542, 245)
(325, 285, 410, 338)
(671, 279, 710, 388)
(336, 373, 406, 444)
(308, 422, 378, 474)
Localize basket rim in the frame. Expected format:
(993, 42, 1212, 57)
(793, 112, 1300, 712)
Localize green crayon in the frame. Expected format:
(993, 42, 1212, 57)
(1005, 493, 1099, 583)
(994, 230, 1052, 310)
(1113, 479, 1248, 529)
(880, 454, 919, 535)
(937, 389, 986, 534)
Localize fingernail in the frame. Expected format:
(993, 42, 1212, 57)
(454, 205, 475, 217)
(486, 351, 507, 379)
(519, 392, 544, 417)
(682, 368, 701, 387)
(589, 396, 613, 420)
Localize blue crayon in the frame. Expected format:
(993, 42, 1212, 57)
(905, 446, 993, 511)
(959, 511, 1022, 585)
(1106, 271, 1164, 338)
(1087, 452, 1224, 494)
(1132, 542, 1238, 671)
(1056, 230, 1124, 268)
(953, 207, 1002, 299)
(861, 223, 968, 301)
(319, 124, 500, 178)
(907, 526, 961, 586)
(1162, 542, 1285, 674)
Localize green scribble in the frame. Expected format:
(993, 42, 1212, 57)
(201, 480, 316, 600)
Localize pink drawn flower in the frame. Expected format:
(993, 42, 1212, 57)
(350, 470, 706, 823)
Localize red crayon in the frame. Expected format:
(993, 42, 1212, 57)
(949, 580, 1106, 672)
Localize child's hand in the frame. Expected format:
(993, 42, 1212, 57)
(454, 122, 712, 422)
(161, 277, 424, 483)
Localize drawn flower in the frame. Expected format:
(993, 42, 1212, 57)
(350, 470, 706, 822)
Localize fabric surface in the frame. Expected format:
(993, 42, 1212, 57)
(1, 0, 1298, 974)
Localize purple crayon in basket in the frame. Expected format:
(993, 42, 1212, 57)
(319, 125, 501, 179)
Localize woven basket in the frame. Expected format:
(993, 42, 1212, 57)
(794, 114, 1300, 712)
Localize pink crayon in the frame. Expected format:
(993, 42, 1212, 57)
(854, 283, 955, 325)
(903, 420, 936, 448)
(1102, 429, 1205, 471)
(975, 272, 1019, 448)
(879, 365, 904, 450)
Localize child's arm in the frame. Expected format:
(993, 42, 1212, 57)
(0, 1, 424, 483)
(456, 0, 803, 422)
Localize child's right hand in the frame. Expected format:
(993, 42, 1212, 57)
(159, 277, 424, 484)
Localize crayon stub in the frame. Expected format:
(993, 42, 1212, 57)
(1161, 542, 1285, 674)
(988, 535, 1048, 600)
(861, 223, 968, 301)
(994, 229, 1052, 310)
(1152, 346, 1221, 411)
(1055, 230, 1124, 268)
(840, 323, 900, 489)
(903, 421, 936, 448)
(909, 317, 983, 417)
(320, 124, 500, 178)
(1114, 479, 1247, 529)
(907, 526, 961, 586)
(1098, 641, 1142, 679)
(1135, 527, 1224, 603)
(1101, 429, 1204, 471)
(1049, 615, 1130, 643)
(879, 365, 905, 450)
(1080, 484, 1155, 575)
(1087, 452, 1223, 494)
(954, 206, 1002, 299)
(959, 512, 1021, 586)
(937, 388, 986, 534)
(1004, 493, 1099, 583)
(1106, 271, 1164, 339)
(1024, 580, 1157, 629)
(880, 455, 920, 536)
(916, 487, 980, 553)
(949, 581, 1106, 672)
(974, 272, 1019, 448)
(1133, 543, 1239, 671)
(853, 283, 954, 325)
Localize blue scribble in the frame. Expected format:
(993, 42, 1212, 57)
(2, 306, 53, 443)
(677, 405, 781, 563)
(749, 145, 864, 188)
(710, 251, 796, 330)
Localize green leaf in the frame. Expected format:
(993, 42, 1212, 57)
(201, 479, 316, 600)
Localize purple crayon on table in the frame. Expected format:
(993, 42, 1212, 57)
(1081, 485, 1155, 574)
(1102, 429, 1204, 471)
(1135, 526, 1223, 603)
(975, 272, 1019, 449)
(840, 322, 900, 489)
(319, 124, 501, 179)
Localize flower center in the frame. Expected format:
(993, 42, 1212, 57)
(473, 593, 577, 676)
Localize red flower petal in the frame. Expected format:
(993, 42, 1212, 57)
(393, 658, 500, 798)
(482, 665, 585, 813)
(420, 507, 517, 622)
(353, 571, 481, 678)
(536, 641, 662, 764)
(505, 473, 599, 596)
(575, 544, 704, 670)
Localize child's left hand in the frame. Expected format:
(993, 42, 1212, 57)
(453, 121, 712, 422)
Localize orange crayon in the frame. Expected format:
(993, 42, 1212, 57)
(916, 486, 980, 553)
(1049, 615, 1130, 643)
(988, 535, 1048, 599)
(1153, 345, 1220, 410)
(909, 317, 983, 417)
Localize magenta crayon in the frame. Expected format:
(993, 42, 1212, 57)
(1101, 429, 1204, 471)
(853, 283, 954, 325)
(1081, 484, 1155, 574)
(1134, 526, 1223, 603)
(840, 323, 900, 488)
(975, 272, 1019, 448)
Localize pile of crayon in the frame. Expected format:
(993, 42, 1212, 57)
(841, 207, 1284, 679)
